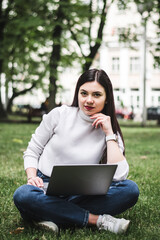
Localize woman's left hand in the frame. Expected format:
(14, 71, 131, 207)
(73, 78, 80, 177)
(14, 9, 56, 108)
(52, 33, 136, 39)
(90, 113, 114, 136)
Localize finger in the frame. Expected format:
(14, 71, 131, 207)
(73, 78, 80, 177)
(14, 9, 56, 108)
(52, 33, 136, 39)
(93, 118, 104, 128)
(27, 177, 43, 187)
(34, 177, 44, 187)
(27, 178, 37, 186)
(92, 117, 104, 127)
(91, 114, 110, 120)
(90, 113, 103, 119)
(37, 177, 44, 187)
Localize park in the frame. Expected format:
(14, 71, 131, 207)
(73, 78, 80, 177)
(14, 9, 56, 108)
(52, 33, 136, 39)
(0, 0, 160, 239)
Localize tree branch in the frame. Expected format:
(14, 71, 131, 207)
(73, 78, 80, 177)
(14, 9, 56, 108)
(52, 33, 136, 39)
(13, 82, 37, 98)
(83, 0, 108, 71)
(68, 21, 86, 58)
(89, 0, 93, 46)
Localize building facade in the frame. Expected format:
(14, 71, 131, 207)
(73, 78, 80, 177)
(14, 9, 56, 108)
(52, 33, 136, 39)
(95, 2, 160, 117)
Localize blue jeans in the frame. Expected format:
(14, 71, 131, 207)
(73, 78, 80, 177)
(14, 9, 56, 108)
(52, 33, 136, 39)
(13, 170, 139, 227)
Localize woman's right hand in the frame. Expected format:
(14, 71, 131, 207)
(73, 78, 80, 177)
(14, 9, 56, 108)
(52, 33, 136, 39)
(27, 176, 44, 188)
(26, 167, 44, 188)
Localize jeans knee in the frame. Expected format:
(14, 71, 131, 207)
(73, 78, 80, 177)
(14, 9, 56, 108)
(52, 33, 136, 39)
(13, 185, 26, 207)
(127, 180, 139, 204)
(13, 184, 35, 208)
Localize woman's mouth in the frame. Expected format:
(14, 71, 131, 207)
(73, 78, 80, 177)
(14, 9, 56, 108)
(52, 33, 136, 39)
(84, 106, 94, 111)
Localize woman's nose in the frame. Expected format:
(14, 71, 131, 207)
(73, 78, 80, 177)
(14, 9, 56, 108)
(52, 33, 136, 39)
(86, 95, 93, 104)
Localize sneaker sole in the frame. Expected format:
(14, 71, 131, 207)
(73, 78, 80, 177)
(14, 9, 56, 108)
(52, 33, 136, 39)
(119, 219, 130, 233)
(34, 221, 59, 234)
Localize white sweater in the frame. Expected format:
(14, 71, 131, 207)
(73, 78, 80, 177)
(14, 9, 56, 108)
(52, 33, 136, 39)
(24, 105, 129, 181)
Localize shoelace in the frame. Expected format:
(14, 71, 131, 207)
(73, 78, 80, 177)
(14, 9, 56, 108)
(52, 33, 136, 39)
(100, 216, 117, 231)
(103, 216, 117, 224)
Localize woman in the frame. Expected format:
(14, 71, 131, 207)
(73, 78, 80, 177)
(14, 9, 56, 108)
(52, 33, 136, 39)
(13, 69, 139, 234)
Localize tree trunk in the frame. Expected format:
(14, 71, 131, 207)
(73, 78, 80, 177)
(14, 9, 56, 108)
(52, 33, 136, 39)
(83, 0, 107, 71)
(0, 58, 7, 118)
(6, 82, 36, 113)
(0, 98, 7, 118)
(0, 0, 14, 119)
(48, 0, 66, 112)
(0, 53, 7, 118)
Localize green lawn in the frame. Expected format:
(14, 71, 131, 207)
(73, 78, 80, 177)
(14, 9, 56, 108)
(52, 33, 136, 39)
(0, 122, 160, 240)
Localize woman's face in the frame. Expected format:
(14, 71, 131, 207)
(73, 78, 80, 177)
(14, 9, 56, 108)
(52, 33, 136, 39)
(78, 81, 106, 116)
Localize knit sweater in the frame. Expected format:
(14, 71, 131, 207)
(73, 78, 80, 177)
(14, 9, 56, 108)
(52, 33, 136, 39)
(24, 105, 129, 181)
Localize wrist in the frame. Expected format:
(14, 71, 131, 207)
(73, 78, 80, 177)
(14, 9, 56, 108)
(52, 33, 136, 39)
(105, 134, 117, 142)
(105, 130, 114, 136)
(27, 176, 36, 180)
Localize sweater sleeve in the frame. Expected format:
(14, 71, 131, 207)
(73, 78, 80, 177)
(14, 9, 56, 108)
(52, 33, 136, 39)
(23, 107, 61, 170)
(108, 132, 129, 181)
(112, 158, 129, 181)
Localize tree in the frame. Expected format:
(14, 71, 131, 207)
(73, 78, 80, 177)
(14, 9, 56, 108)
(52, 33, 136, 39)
(0, 0, 14, 117)
(153, 0, 160, 68)
(1, 0, 159, 117)
(1, 0, 108, 114)
(0, 0, 51, 117)
(48, 0, 109, 110)
(71, 0, 108, 72)
(48, 0, 68, 111)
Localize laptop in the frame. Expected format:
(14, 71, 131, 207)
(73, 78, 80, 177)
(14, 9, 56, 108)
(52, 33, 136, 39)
(43, 164, 117, 196)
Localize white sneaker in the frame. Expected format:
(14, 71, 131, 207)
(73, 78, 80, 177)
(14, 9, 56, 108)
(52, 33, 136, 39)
(97, 214, 130, 234)
(34, 221, 59, 233)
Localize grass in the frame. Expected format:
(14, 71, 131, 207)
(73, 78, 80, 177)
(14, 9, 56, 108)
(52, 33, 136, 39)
(0, 122, 160, 240)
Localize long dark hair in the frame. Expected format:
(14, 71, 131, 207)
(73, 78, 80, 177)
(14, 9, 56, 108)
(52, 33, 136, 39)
(71, 69, 125, 160)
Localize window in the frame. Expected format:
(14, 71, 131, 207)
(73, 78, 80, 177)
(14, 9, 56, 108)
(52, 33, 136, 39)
(130, 88, 140, 108)
(130, 57, 140, 73)
(131, 88, 139, 91)
(112, 57, 119, 73)
(151, 96, 155, 105)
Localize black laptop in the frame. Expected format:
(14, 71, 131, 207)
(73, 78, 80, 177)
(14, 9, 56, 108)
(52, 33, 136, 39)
(42, 164, 117, 195)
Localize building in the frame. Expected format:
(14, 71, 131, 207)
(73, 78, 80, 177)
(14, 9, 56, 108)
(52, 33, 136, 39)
(97, 2, 160, 117)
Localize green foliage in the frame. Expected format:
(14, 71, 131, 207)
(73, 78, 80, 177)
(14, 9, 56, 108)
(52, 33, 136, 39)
(0, 0, 108, 112)
(1, 0, 159, 114)
(118, 25, 139, 48)
(117, 0, 132, 10)
(116, 0, 160, 67)
(0, 122, 160, 239)
(0, 0, 53, 113)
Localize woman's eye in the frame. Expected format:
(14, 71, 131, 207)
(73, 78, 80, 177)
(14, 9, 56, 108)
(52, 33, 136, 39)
(94, 93, 101, 97)
(81, 92, 87, 96)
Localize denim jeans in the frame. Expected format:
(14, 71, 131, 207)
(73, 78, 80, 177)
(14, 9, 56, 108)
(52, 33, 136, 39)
(13, 170, 139, 227)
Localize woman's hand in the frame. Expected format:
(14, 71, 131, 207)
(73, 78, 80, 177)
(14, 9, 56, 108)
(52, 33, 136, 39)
(27, 176, 44, 188)
(26, 167, 44, 188)
(90, 113, 114, 136)
(91, 113, 125, 164)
